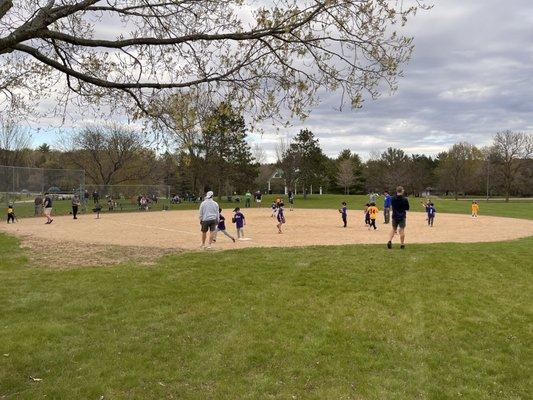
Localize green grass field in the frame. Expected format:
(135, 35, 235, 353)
(8, 193, 533, 220)
(1, 232, 532, 399)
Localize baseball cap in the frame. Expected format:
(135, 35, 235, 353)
(205, 191, 214, 199)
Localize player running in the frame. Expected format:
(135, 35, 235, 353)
(213, 208, 236, 243)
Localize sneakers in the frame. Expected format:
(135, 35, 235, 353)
(387, 241, 405, 249)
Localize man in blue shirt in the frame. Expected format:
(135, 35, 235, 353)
(383, 191, 392, 224)
(387, 186, 409, 249)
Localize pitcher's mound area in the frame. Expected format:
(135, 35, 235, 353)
(2, 209, 532, 252)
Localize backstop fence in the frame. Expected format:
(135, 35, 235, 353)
(84, 184, 171, 201)
(1, 165, 176, 217)
(0, 165, 85, 205)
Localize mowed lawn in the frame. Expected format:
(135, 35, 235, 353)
(10, 193, 533, 220)
(1, 234, 532, 399)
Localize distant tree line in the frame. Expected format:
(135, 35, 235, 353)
(271, 129, 533, 201)
(1, 112, 532, 200)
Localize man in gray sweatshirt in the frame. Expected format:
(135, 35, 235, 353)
(199, 191, 219, 249)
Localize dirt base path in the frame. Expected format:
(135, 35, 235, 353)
(2, 209, 532, 255)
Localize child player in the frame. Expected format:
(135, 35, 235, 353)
(232, 207, 246, 239)
(427, 202, 436, 227)
(368, 202, 379, 230)
(213, 208, 236, 243)
(339, 202, 347, 227)
(471, 201, 479, 218)
(276, 202, 286, 233)
(271, 200, 277, 217)
(6, 203, 16, 223)
(364, 203, 371, 227)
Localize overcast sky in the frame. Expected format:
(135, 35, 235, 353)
(249, 0, 533, 161)
(30, 0, 533, 161)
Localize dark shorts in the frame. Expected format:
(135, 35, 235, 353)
(201, 219, 217, 232)
(392, 218, 406, 230)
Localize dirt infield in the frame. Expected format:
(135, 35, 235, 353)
(2, 209, 532, 254)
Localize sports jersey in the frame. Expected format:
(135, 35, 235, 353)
(218, 214, 226, 230)
(368, 205, 379, 219)
(277, 207, 285, 223)
(233, 212, 245, 228)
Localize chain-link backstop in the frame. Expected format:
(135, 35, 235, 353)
(0, 165, 85, 204)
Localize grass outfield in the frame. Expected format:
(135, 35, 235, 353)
(8, 194, 533, 219)
(1, 234, 531, 399)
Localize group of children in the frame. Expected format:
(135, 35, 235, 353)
(339, 202, 380, 229)
(337, 199, 481, 229)
(213, 199, 287, 244)
(338, 199, 437, 229)
(212, 207, 245, 243)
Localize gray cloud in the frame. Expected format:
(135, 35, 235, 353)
(26, 0, 533, 162)
(253, 0, 533, 161)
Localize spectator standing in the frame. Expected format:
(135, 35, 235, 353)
(34, 195, 43, 216)
(71, 194, 80, 219)
(383, 191, 391, 224)
(43, 192, 53, 224)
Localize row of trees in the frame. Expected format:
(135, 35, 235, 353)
(0, 104, 259, 197)
(274, 130, 532, 201)
(1, 113, 532, 200)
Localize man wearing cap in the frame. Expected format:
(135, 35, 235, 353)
(199, 191, 220, 249)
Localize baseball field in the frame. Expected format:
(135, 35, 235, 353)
(1, 195, 532, 399)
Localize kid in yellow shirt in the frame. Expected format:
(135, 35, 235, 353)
(471, 201, 479, 218)
(6, 203, 16, 223)
(368, 202, 379, 230)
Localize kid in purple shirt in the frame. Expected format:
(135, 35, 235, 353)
(276, 203, 286, 233)
(213, 208, 236, 243)
(232, 207, 246, 239)
(339, 202, 347, 227)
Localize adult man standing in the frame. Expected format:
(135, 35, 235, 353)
(34, 194, 43, 216)
(387, 186, 409, 249)
(71, 194, 81, 219)
(383, 191, 391, 224)
(43, 192, 53, 224)
(198, 191, 219, 249)
(245, 190, 252, 208)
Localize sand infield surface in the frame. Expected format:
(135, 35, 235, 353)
(2, 208, 532, 252)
